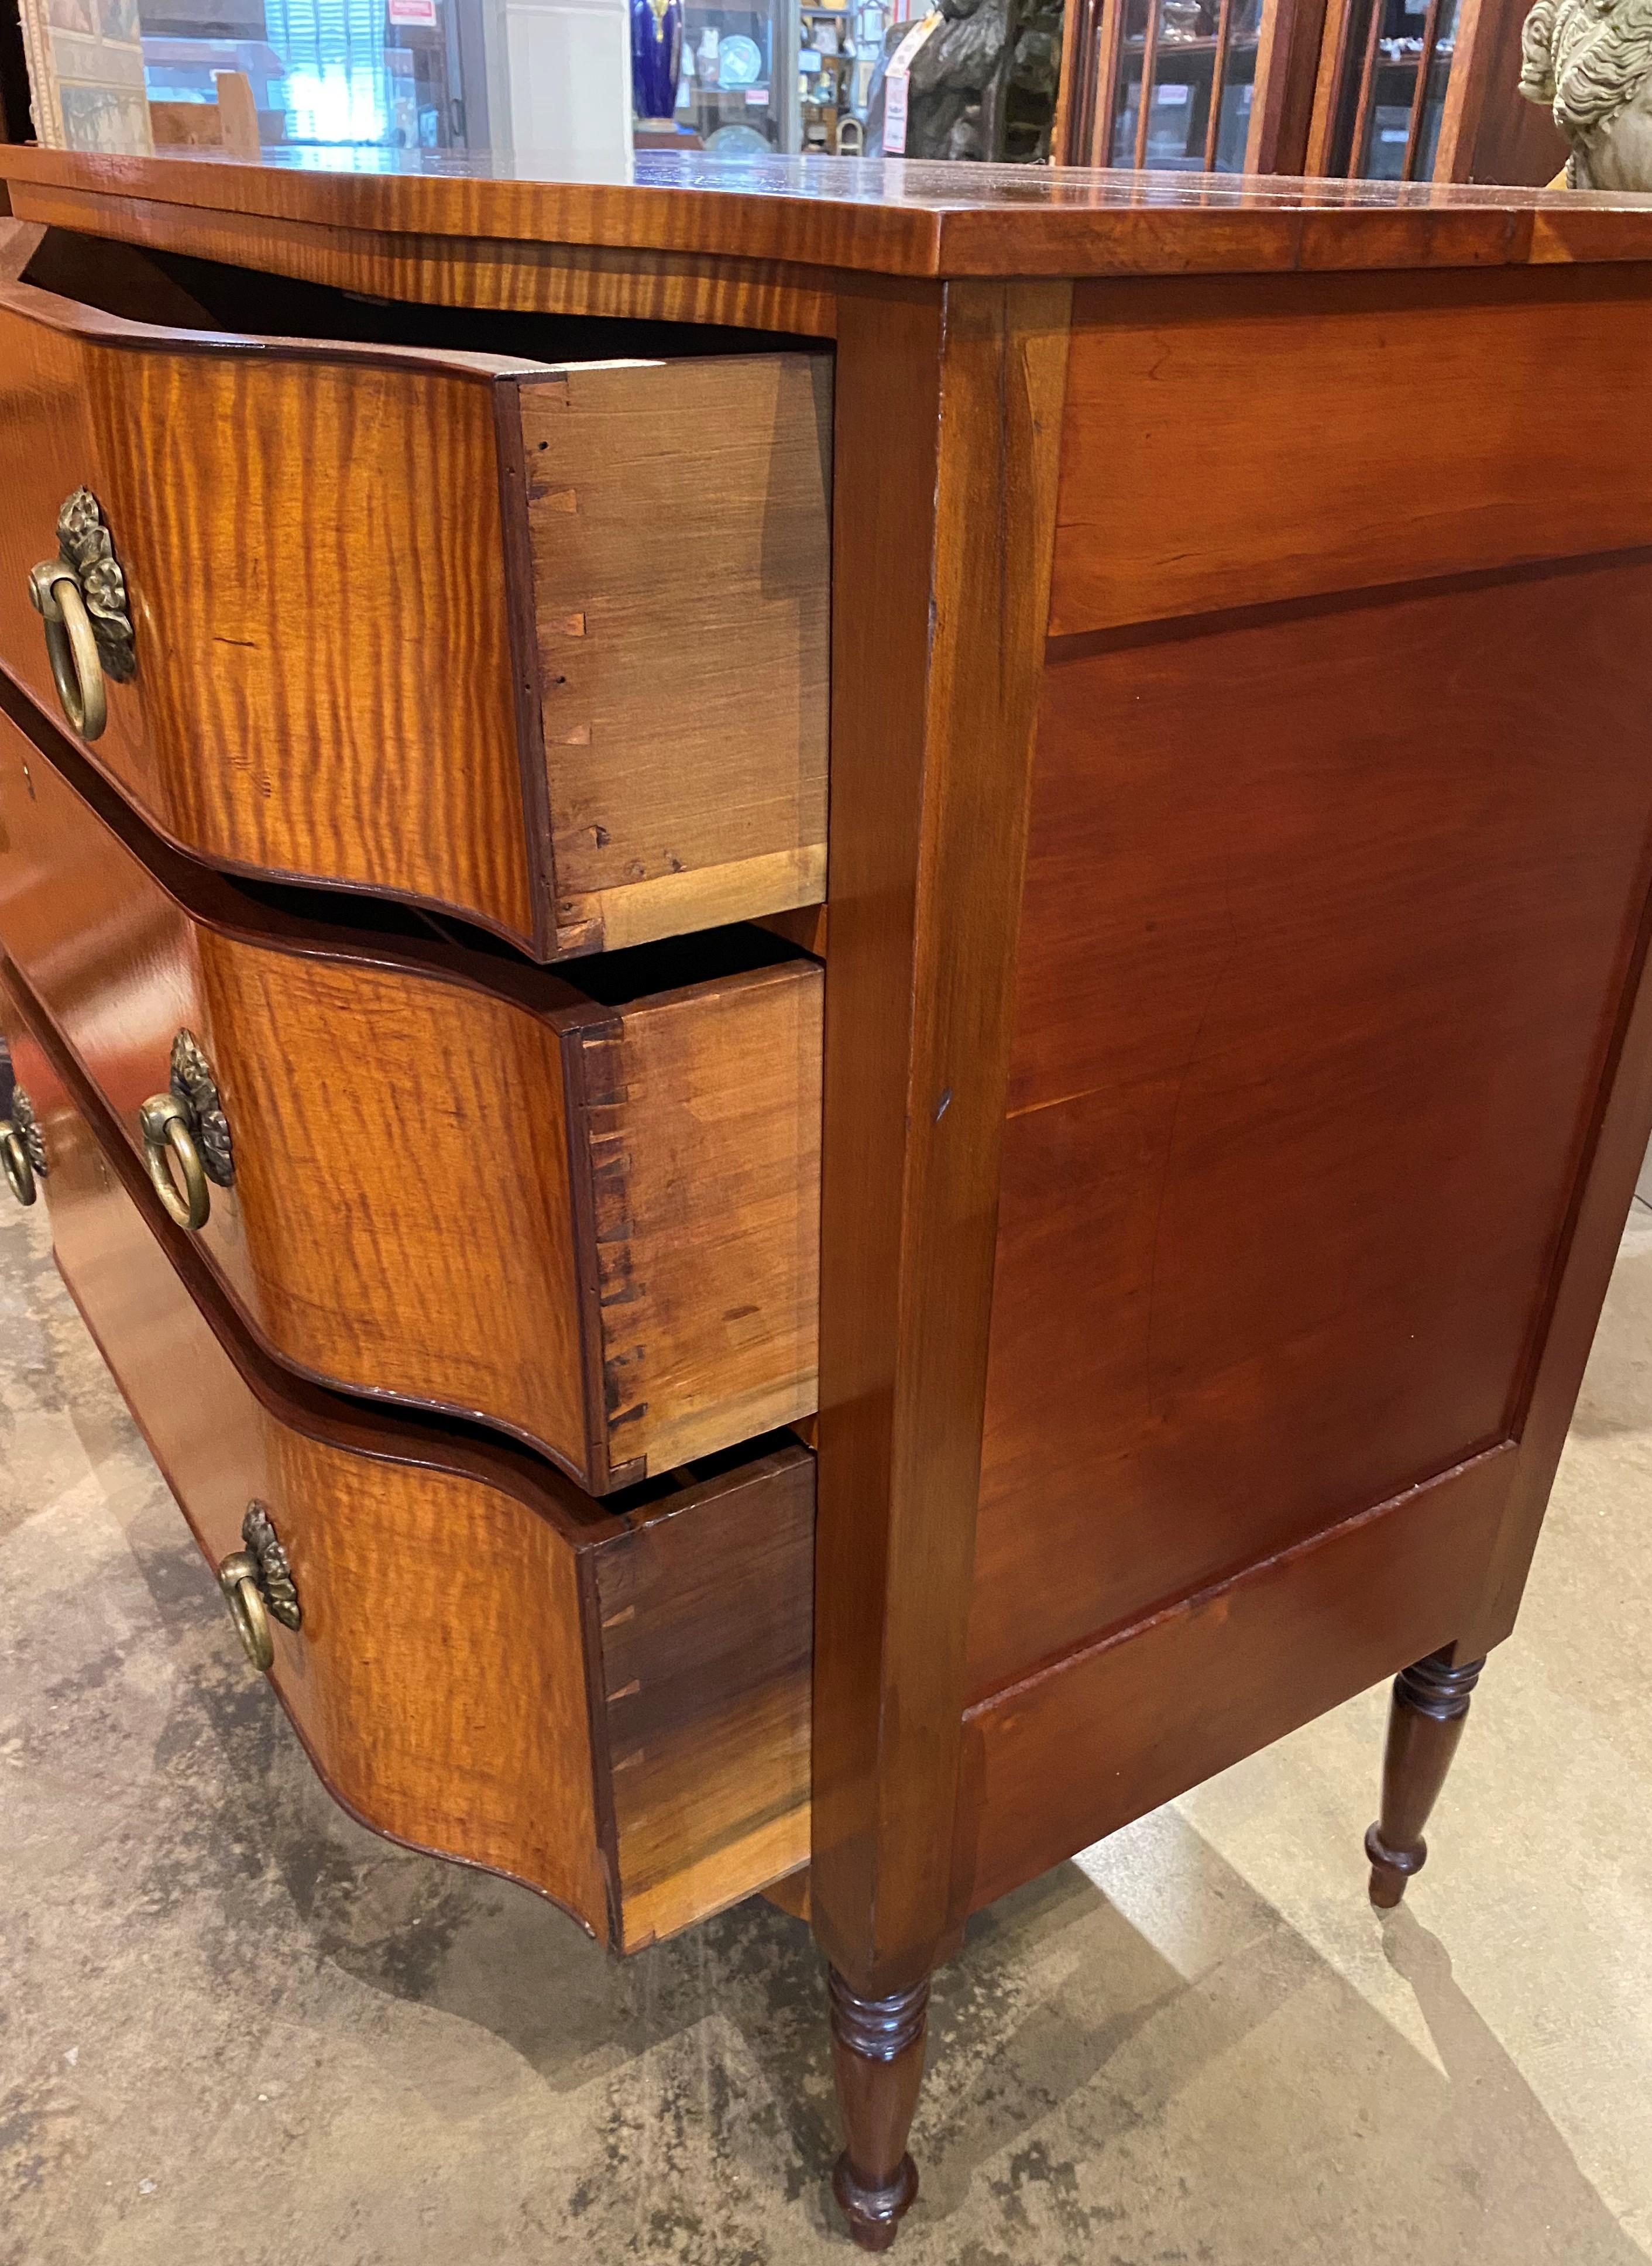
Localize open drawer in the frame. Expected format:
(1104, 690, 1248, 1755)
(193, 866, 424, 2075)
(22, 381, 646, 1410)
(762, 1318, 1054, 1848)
(0, 231, 830, 959)
(0, 970, 814, 1954)
(0, 691, 821, 1491)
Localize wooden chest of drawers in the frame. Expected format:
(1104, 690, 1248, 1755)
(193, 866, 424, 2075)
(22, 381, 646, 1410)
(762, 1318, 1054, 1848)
(4, 156, 1652, 2253)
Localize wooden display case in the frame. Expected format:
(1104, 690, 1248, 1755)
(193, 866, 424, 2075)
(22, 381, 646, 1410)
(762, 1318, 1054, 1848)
(1056, 0, 1565, 178)
(1304, 0, 1565, 179)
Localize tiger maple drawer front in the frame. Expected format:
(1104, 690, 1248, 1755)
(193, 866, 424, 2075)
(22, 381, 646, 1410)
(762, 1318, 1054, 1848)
(0, 998, 818, 1949)
(0, 266, 829, 958)
(0, 709, 822, 1491)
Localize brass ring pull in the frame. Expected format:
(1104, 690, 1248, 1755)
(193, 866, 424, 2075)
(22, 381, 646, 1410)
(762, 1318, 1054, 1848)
(0, 1121, 36, 1206)
(29, 558, 107, 741)
(139, 1092, 210, 1230)
(216, 1549, 274, 1674)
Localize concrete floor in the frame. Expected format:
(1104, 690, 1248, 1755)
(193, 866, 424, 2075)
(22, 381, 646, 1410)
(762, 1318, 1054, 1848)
(2, 1188, 1650, 2266)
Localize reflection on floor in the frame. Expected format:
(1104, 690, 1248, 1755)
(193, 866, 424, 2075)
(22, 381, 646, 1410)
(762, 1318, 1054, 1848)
(2, 1184, 1649, 2266)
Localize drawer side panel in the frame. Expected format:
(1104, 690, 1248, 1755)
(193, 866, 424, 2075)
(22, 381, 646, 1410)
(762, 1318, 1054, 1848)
(595, 1450, 814, 1951)
(576, 959, 822, 1479)
(520, 355, 830, 950)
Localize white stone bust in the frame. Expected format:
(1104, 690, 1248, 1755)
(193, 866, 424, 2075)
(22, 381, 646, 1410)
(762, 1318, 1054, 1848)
(1521, 0, 1652, 187)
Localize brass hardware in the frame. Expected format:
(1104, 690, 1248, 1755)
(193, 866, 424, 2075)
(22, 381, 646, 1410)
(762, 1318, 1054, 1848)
(1, 1121, 35, 1204)
(139, 1092, 209, 1230)
(217, 1549, 272, 1672)
(28, 489, 135, 743)
(168, 1029, 235, 1189)
(0, 1085, 47, 1204)
(217, 1503, 301, 1675)
(138, 1030, 233, 1232)
(29, 561, 106, 740)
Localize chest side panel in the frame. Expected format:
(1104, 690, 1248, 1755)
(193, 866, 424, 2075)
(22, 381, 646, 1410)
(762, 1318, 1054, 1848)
(973, 279, 1652, 1697)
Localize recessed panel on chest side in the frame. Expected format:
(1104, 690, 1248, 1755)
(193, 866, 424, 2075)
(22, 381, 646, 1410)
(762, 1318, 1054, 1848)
(971, 267, 1652, 1701)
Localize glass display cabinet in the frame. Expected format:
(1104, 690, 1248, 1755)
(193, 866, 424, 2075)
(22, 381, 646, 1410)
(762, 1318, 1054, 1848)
(671, 0, 799, 150)
(1053, 0, 1564, 178)
(1304, 0, 1564, 178)
(1055, 0, 1312, 170)
(1307, 0, 1458, 176)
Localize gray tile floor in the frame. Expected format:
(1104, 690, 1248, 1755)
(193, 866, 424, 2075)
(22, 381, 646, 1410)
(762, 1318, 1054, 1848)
(2, 1183, 1649, 2265)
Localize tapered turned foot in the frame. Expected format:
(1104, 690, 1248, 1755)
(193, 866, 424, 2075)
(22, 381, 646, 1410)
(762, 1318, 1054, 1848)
(828, 1966, 929, 2251)
(1366, 1649, 1485, 1908)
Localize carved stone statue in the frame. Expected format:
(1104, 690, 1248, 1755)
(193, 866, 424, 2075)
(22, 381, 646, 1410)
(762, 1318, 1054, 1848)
(1520, 0, 1652, 188)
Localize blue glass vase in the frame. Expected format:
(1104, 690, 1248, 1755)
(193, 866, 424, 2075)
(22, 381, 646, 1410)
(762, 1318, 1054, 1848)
(631, 0, 684, 122)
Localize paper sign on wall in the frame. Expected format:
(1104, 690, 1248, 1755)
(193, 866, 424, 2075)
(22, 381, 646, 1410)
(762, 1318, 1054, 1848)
(389, 0, 438, 25)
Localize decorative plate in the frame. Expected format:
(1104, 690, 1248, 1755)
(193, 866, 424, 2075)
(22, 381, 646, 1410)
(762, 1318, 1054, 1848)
(718, 33, 763, 84)
(706, 122, 773, 153)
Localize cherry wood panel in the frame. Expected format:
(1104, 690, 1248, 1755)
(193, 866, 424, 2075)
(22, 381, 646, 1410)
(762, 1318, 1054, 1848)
(809, 277, 1071, 2000)
(517, 354, 830, 952)
(596, 1448, 815, 1950)
(1051, 268, 1652, 637)
(1461, 779, 1652, 1657)
(6, 148, 1652, 284)
(954, 1445, 1514, 1913)
(970, 558, 1652, 1698)
(0, 268, 834, 958)
(0, 696, 821, 1489)
(3, 957, 822, 1951)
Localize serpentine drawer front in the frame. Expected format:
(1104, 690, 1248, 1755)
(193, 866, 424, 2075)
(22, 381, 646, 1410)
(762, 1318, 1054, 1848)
(0, 696, 822, 1491)
(0, 249, 829, 959)
(0, 967, 814, 1955)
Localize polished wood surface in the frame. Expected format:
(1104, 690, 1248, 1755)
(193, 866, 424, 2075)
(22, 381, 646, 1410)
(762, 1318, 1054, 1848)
(2, 957, 818, 1949)
(1366, 1650, 1485, 1906)
(0, 693, 820, 1489)
(4, 962, 610, 1933)
(827, 1972, 929, 2253)
(3, 186, 844, 339)
(6, 150, 1652, 290)
(956, 1445, 1512, 1911)
(0, 272, 539, 946)
(810, 277, 1071, 2000)
(518, 354, 829, 953)
(973, 555, 1652, 1696)
(0, 258, 832, 957)
(1052, 269, 1652, 635)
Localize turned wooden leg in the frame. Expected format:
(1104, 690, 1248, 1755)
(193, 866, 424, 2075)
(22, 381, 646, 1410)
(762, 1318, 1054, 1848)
(828, 1966, 929, 2252)
(1366, 1649, 1485, 1908)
